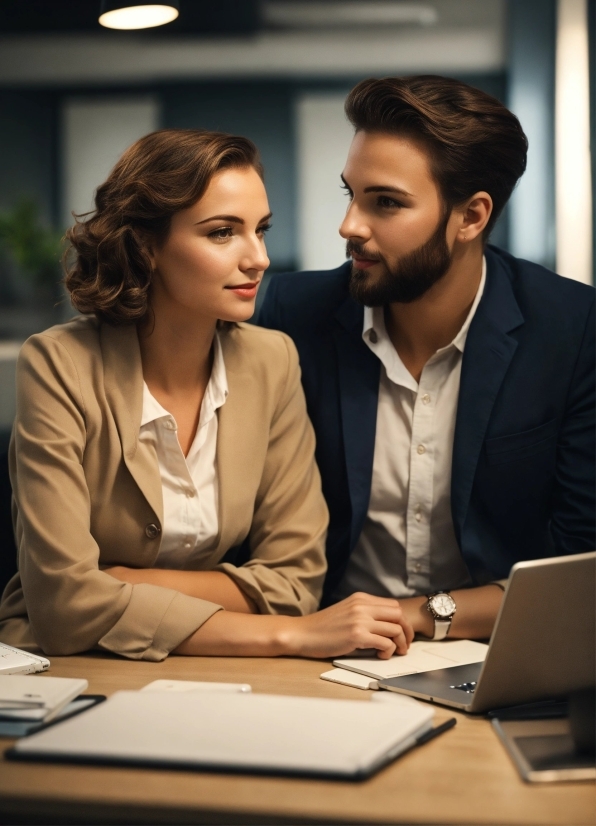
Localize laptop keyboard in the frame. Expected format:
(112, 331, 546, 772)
(450, 681, 477, 694)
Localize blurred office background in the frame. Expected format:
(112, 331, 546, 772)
(0, 0, 594, 443)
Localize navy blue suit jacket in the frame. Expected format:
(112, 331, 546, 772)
(258, 246, 595, 604)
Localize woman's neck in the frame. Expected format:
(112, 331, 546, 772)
(138, 306, 217, 396)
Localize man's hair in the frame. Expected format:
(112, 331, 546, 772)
(64, 129, 263, 325)
(345, 75, 528, 237)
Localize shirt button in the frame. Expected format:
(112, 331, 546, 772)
(422, 393, 431, 405)
(369, 330, 378, 344)
(163, 420, 176, 431)
(415, 562, 422, 572)
(417, 444, 426, 455)
(186, 488, 196, 498)
(415, 511, 422, 522)
(145, 523, 161, 539)
(184, 542, 192, 550)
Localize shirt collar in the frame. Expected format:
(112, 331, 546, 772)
(140, 331, 229, 428)
(204, 330, 229, 414)
(450, 256, 486, 353)
(362, 256, 486, 388)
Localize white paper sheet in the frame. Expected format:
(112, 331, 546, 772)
(333, 639, 488, 680)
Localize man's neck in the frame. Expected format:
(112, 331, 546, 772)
(385, 242, 484, 382)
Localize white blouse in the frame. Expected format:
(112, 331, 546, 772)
(138, 334, 228, 569)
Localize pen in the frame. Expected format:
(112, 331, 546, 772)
(416, 717, 457, 746)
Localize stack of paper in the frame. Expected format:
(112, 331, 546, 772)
(322, 639, 489, 689)
(0, 675, 88, 723)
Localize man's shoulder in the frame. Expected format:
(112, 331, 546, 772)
(259, 262, 352, 331)
(487, 246, 595, 312)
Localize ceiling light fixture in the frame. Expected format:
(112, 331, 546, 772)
(263, 2, 438, 29)
(99, 1, 179, 31)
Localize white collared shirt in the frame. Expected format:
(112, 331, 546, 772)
(334, 259, 487, 600)
(139, 334, 228, 569)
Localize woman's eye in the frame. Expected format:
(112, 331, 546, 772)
(377, 196, 403, 209)
(340, 184, 353, 198)
(257, 223, 272, 236)
(208, 227, 233, 240)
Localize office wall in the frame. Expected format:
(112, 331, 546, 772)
(62, 97, 159, 227)
(161, 82, 297, 271)
(0, 89, 57, 224)
(508, 0, 557, 271)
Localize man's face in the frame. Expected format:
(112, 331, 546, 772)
(340, 131, 457, 305)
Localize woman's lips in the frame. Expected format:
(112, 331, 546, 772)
(225, 281, 260, 298)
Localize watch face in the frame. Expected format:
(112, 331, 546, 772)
(430, 593, 455, 618)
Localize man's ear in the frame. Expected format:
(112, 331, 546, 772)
(456, 191, 493, 243)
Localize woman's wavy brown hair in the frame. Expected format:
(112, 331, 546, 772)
(64, 129, 263, 325)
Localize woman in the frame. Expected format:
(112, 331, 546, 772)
(0, 129, 412, 661)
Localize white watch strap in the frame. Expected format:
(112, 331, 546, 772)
(431, 619, 452, 641)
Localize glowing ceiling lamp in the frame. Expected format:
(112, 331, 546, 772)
(99, 1, 179, 30)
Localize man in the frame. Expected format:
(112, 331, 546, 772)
(259, 75, 595, 642)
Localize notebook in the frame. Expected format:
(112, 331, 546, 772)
(0, 643, 50, 675)
(333, 639, 489, 681)
(8, 689, 434, 780)
(0, 675, 88, 722)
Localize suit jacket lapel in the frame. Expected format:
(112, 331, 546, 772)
(100, 322, 163, 525)
(214, 327, 259, 555)
(333, 295, 380, 548)
(451, 252, 524, 539)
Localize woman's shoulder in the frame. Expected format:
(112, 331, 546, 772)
(225, 322, 297, 361)
(221, 323, 300, 387)
(18, 315, 103, 370)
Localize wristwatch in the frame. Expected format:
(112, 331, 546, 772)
(426, 591, 456, 640)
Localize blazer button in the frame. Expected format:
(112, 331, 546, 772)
(145, 523, 161, 540)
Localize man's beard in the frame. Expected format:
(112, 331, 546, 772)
(347, 213, 452, 306)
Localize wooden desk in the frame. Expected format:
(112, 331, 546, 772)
(0, 654, 593, 825)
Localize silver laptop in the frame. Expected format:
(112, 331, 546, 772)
(378, 552, 595, 713)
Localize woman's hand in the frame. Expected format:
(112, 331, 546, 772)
(175, 592, 414, 659)
(280, 592, 414, 659)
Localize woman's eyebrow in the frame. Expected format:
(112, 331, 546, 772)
(195, 212, 273, 225)
(195, 214, 244, 225)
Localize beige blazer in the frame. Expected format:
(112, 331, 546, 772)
(0, 317, 328, 661)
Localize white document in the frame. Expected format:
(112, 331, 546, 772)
(320, 669, 379, 690)
(11, 689, 434, 779)
(334, 639, 488, 681)
(141, 679, 251, 693)
(0, 643, 50, 675)
(0, 675, 88, 722)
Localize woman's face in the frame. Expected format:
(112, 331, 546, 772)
(151, 165, 271, 324)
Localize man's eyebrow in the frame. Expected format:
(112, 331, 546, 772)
(363, 185, 413, 197)
(340, 175, 413, 198)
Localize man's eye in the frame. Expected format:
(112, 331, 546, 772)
(208, 227, 233, 240)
